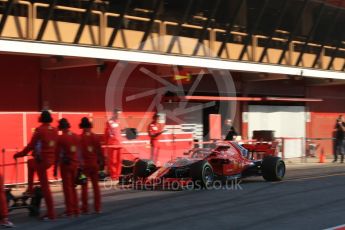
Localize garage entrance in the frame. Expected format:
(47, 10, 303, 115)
(248, 105, 306, 158)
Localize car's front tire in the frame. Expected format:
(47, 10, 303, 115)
(133, 159, 156, 179)
(190, 161, 214, 188)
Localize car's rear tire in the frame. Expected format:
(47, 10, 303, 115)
(190, 161, 214, 188)
(262, 157, 285, 181)
(133, 159, 156, 179)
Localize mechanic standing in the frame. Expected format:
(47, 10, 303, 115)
(79, 117, 104, 214)
(14, 111, 58, 220)
(333, 115, 345, 163)
(222, 118, 249, 157)
(54, 118, 80, 217)
(105, 109, 122, 179)
(148, 113, 164, 163)
(0, 174, 15, 228)
(223, 119, 238, 141)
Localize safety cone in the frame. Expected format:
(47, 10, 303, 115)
(319, 148, 325, 163)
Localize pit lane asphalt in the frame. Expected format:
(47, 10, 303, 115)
(8, 163, 345, 230)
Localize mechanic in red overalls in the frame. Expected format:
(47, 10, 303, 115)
(14, 110, 58, 220)
(105, 109, 122, 179)
(79, 117, 104, 214)
(54, 118, 80, 217)
(0, 174, 15, 228)
(148, 113, 164, 164)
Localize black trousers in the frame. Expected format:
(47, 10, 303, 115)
(334, 139, 344, 162)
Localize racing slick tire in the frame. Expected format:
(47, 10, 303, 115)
(118, 160, 136, 185)
(133, 159, 156, 179)
(190, 161, 214, 189)
(261, 157, 286, 181)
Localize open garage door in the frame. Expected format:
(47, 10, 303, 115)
(248, 105, 306, 158)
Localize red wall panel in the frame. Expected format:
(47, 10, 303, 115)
(42, 65, 110, 112)
(306, 85, 345, 156)
(309, 113, 338, 156)
(307, 85, 345, 113)
(0, 54, 40, 111)
(0, 113, 25, 184)
(0, 112, 95, 184)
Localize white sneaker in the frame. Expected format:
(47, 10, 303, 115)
(0, 219, 15, 228)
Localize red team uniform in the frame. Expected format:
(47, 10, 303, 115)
(14, 111, 58, 220)
(79, 118, 104, 213)
(0, 174, 8, 222)
(148, 115, 164, 164)
(105, 118, 122, 179)
(55, 119, 80, 217)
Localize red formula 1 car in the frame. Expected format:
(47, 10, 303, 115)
(120, 142, 286, 189)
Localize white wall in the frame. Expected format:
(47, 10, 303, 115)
(248, 105, 306, 158)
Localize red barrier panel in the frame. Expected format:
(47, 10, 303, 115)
(0, 113, 25, 184)
(209, 114, 221, 140)
(0, 112, 193, 184)
(0, 112, 93, 185)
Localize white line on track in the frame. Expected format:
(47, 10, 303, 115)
(324, 224, 345, 230)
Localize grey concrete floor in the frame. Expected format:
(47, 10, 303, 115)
(6, 163, 345, 230)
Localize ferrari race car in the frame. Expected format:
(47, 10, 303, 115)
(120, 142, 286, 189)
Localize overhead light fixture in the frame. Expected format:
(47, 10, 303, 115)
(0, 39, 344, 80)
(134, 8, 153, 13)
(275, 29, 290, 34)
(265, 97, 323, 102)
(184, 96, 263, 101)
(184, 95, 323, 102)
(193, 15, 208, 21)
